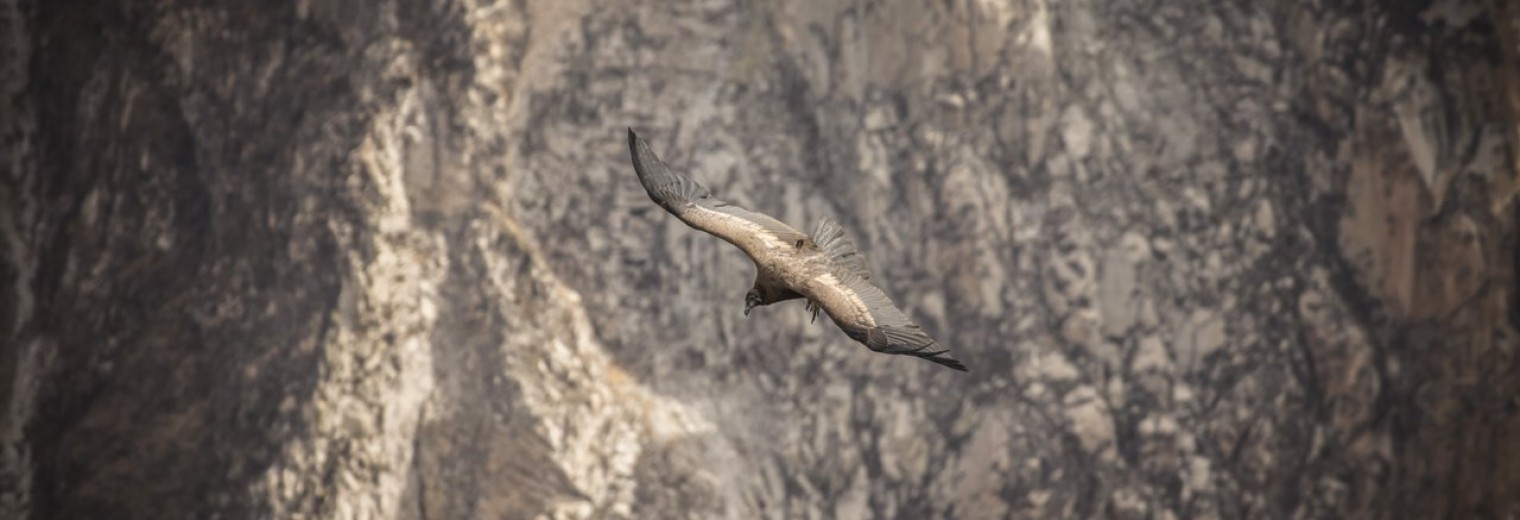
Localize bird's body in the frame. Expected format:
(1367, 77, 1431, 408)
(627, 129, 967, 371)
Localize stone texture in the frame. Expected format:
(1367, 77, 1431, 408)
(2, 0, 1519, 518)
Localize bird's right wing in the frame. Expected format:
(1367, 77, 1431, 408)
(628, 129, 808, 258)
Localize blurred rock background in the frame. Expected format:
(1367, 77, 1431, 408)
(2, 0, 1518, 518)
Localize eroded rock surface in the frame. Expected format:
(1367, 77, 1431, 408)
(2, 0, 1518, 518)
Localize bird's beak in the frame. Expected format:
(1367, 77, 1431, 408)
(744, 303, 754, 317)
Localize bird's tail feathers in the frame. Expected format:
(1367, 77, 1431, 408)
(812, 218, 872, 280)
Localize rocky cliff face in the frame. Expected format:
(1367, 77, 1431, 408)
(2, 0, 1518, 518)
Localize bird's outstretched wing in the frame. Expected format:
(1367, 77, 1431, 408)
(806, 267, 968, 371)
(627, 129, 808, 258)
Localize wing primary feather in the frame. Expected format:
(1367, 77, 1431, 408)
(864, 325, 967, 371)
(927, 356, 968, 371)
(627, 128, 711, 209)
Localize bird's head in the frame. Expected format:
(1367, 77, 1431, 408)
(744, 289, 762, 317)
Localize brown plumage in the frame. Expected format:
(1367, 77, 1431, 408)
(627, 129, 967, 372)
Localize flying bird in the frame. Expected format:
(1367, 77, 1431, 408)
(626, 129, 967, 372)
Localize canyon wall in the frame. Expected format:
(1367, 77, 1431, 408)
(2, 0, 1518, 518)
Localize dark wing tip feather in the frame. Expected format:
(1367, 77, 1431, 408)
(924, 354, 969, 372)
(908, 345, 968, 371)
(626, 128, 710, 208)
(868, 325, 969, 372)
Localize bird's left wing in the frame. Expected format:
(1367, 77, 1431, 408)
(806, 267, 968, 372)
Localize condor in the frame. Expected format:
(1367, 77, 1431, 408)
(627, 129, 967, 372)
